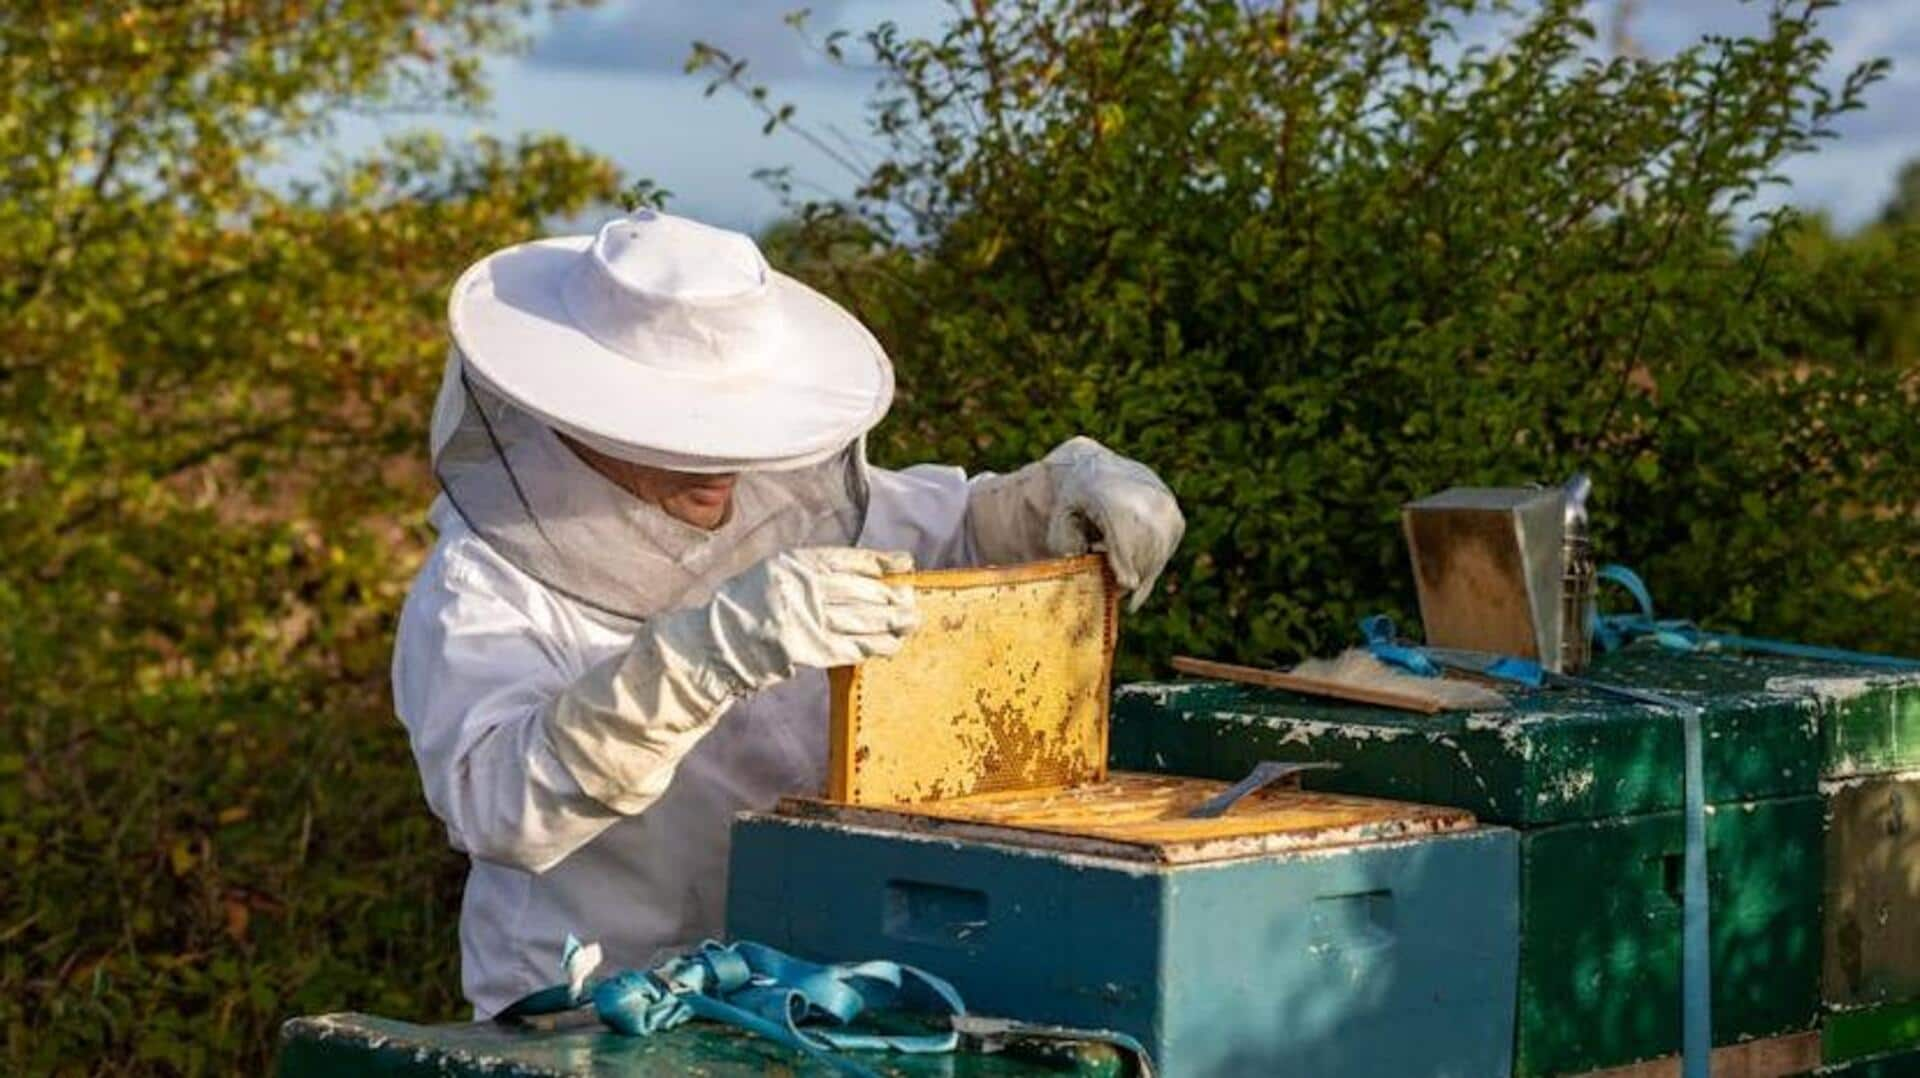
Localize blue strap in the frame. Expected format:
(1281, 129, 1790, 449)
(1364, 618, 1547, 690)
(1677, 699, 1711, 1078)
(499, 938, 966, 1077)
(1360, 615, 1441, 677)
(1594, 564, 1920, 670)
(1590, 679, 1711, 1078)
(1485, 656, 1547, 687)
(1689, 630, 1920, 670)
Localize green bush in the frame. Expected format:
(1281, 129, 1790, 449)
(732, 0, 1920, 674)
(1, 4, 618, 1073)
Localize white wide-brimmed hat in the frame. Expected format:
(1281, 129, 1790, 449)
(447, 209, 894, 473)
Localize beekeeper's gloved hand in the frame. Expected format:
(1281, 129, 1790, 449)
(966, 436, 1185, 612)
(542, 547, 919, 812)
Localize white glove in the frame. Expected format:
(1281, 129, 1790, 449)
(966, 436, 1185, 612)
(542, 547, 920, 812)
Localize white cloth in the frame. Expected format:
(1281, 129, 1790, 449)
(392, 464, 973, 1017)
(966, 435, 1185, 611)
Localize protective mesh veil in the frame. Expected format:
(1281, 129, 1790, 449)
(429, 349, 868, 621)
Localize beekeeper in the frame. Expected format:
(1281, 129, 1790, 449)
(393, 209, 1184, 1016)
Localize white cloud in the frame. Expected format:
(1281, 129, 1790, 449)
(529, 1, 864, 80)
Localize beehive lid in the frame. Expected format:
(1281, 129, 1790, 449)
(781, 772, 1477, 865)
(1109, 649, 1884, 825)
(827, 554, 1118, 805)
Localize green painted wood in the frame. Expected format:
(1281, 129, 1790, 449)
(1813, 679, 1920, 781)
(1114, 651, 1920, 826)
(1804, 1046, 1920, 1077)
(274, 1013, 1122, 1077)
(1516, 794, 1823, 1076)
(1826, 1000, 1920, 1066)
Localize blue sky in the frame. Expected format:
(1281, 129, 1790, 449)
(315, 1, 1920, 232)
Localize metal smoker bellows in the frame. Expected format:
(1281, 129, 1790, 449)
(1401, 475, 1596, 674)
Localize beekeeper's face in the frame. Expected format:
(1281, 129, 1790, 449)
(559, 432, 737, 530)
(639, 467, 738, 530)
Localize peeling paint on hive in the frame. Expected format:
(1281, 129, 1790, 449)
(1116, 679, 1213, 705)
(1536, 766, 1596, 808)
(1767, 674, 1891, 703)
(1227, 713, 1416, 742)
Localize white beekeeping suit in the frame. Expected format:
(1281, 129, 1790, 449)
(392, 210, 1184, 1016)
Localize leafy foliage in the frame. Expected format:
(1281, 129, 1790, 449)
(6, 0, 1918, 1074)
(0, 4, 619, 1073)
(724, 0, 1920, 673)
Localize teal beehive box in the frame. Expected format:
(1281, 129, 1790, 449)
(727, 779, 1521, 1078)
(732, 555, 1518, 1075)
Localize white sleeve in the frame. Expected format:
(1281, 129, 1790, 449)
(859, 462, 981, 569)
(391, 535, 622, 875)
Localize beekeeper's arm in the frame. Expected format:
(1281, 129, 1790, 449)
(393, 534, 917, 874)
(965, 436, 1185, 610)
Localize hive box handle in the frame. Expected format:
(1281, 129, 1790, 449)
(883, 879, 990, 949)
(1310, 889, 1396, 956)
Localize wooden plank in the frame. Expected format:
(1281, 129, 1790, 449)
(828, 554, 1117, 805)
(1570, 1030, 1820, 1078)
(1171, 654, 1445, 714)
(781, 772, 1475, 866)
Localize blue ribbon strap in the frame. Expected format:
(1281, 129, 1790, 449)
(1676, 698, 1711, 1078)
(499, 938, 967, 1078)
(1593, 564, 1920, 670)
(1360, 615, 1442, 677)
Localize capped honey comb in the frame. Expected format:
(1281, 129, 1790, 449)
(826, 554, 1117, 805)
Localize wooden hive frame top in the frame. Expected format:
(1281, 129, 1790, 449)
(785, 772, 1476, 865)
(819, 554, 1480, 862)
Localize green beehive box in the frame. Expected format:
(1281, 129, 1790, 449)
(1110, 649, 1880, 1076)
(1112, 655, 1920, 825)
(1518, 794, 1822, 1076)
(1114, 652, 1920, 826)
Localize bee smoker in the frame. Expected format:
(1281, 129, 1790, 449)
(1557, 475, 1595, 673)
(1401, 474, 1597, 675)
